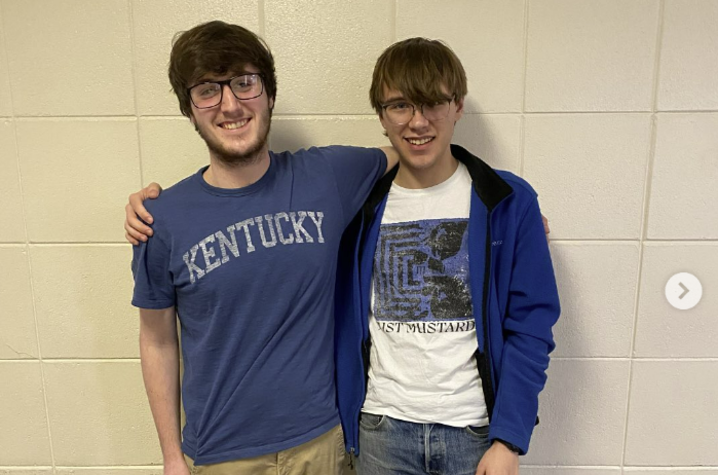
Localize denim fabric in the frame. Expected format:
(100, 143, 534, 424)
(356, 413, 491, 475)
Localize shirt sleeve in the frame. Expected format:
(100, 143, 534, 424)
(131, 226, 175, 309)
(488, 196, 561, 455)
(323, 146, 387, 227)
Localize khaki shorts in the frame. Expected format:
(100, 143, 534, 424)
(183, 424, 350, 475)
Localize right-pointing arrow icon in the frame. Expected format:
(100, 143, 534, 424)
(678, 282, 690, 299)
(665, 273, 702, 310)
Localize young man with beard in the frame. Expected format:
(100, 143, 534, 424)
(126, 23, 555, 475)
(332, 39, 560, 475)
(129, 21, 399, 474)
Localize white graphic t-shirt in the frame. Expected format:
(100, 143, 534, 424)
(362, 162, 489, 427)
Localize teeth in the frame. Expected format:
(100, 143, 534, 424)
(222, 120, 248, 130)
(407, 137, 432, 145)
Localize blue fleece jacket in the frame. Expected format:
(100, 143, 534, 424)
(334, 144, 561, 456)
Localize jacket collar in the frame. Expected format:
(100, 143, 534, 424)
(366, 144, 514, 213)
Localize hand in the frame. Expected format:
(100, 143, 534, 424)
(124, 182, 162, 245)
(475, 441, 519, 475)
(541, 214, 550, 242)
(163, 458, 191, 475)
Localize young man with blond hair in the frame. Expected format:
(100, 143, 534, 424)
(333, 38, 560, 475)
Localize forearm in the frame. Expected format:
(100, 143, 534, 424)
(140, 326, 183, 464)
(379, 146, 400, 174)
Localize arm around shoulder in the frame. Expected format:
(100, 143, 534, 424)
(124, 182, 163, 245)
(379, 146, 400, 175)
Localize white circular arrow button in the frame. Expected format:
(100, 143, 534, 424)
(665, 272, 703, 310)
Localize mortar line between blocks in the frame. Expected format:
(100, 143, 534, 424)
(550, 238, 717, 244)
(621, 467, 718, 471)
(16, 110, 716, 119)
(519, 0, 530, 177)
(521, 465, 623, 469)
(391, 0, 398, 43)
(14, 115, 139, 121)
(127, 0, 145, 190)
(42, 358, 142, 363)
(0, 467, 54, 471)
(0, 3, 16, 120)
(520, 0, 530, 115)
(258, 0, 265, 37)
(552, 357, 718, 362)
(620, 1, 667, 468)
(1, 4, 56, 464)
(620, 94, 651, 475)
(16, 129, 58, 472)
(651, 0, 667, 115)
(51, 466, 168, 470)
(29, 242, 133, 247)
(521, 465, 718, 470)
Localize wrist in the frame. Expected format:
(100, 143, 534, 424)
(493, 438, 521, 455)
(162, 449, 186, 466)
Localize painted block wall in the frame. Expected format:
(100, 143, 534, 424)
(1, 0, 716, 473)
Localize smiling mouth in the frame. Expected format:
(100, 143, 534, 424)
(405, 137, 434, 145)
(219, 119, 249, 130)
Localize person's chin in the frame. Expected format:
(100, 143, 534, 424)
(401, 154, 439, 171)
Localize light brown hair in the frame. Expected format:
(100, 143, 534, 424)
(168, 21, 277, 118)
(369, 38, 468, 114)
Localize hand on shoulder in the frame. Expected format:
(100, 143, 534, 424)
(124, 182, 163, 245)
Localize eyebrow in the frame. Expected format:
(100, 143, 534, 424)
(196, 72, 259, 83)
(383, 95, 408, 103)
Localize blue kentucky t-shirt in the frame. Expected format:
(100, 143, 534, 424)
(131, 145, 386, 464)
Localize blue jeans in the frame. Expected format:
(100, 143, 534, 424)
(356, 413, 491, 475)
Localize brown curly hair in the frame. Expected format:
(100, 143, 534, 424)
(168, 21, 277, 118)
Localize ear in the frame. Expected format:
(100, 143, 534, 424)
(269, 96, 275, 110)
(454, 97, 465, 122)
(378, 111, 389, 133)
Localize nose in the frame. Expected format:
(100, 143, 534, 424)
(408, 106, 430, 129)
(219, 84, 243, 112)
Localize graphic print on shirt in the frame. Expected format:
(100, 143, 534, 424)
(373, 218, 473, 333)
(183, 210, 326, 284)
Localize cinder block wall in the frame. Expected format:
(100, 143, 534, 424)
(1, 0, 716, 473)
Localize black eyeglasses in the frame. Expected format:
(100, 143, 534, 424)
(187, 74, 265, 109)
(381, 96, 455, 126)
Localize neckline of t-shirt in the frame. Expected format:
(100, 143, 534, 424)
(193, 152, 277, 197)
(390, 161, 468, 196)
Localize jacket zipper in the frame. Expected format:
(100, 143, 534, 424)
(479, 211, 497, 420)
(348, 447, 356, 469)
(350, 208, 374, 456)
(349, 335, 371, 456)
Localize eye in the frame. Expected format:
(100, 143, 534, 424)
(388, 102, 412, 111)
(232, 75, 256, 90)
(195, 84, 220, 97)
